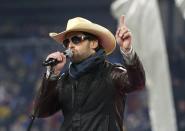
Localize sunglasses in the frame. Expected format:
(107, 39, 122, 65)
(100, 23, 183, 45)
(63, 35, 90, 48)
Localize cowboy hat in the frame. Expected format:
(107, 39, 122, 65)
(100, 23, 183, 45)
(49, 17, 116, 55)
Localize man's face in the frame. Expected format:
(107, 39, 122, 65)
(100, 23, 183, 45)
(63, 31, 98, 63)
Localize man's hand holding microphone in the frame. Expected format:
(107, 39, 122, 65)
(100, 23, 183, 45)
(43, 49, 73, 76)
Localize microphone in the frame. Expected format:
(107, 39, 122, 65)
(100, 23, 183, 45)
(42, 49, 73, 67)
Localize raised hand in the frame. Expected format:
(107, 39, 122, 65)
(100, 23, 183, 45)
(115, 15, 132, 52)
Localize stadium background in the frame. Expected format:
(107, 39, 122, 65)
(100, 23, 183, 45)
(0, 0, 185, 131)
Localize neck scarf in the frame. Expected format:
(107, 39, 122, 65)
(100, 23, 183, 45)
(69, 49, 105, 79)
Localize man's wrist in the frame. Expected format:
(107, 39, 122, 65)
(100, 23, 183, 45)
(120, 46, 132, 54)
(120, 46, 135, 65)
(46, 66, 60, 80)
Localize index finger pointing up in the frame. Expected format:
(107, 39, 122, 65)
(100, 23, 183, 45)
(119, 15, 126, 27)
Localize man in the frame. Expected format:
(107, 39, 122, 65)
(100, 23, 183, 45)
(34, 16, 145, 131)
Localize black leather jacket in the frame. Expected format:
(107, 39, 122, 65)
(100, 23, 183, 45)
(34, 53, 145, 131)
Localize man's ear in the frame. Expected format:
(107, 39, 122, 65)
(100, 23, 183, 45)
(90, 40, 98, 49)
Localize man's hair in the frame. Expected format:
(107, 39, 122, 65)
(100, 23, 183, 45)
(82, 32, 103, 52)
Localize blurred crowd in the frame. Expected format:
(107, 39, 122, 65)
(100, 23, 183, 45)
(0, 37, 184, 131)
(0, 39, 63, 131)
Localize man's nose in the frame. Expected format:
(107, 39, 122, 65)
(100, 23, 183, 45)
(68, 41, 75, 48)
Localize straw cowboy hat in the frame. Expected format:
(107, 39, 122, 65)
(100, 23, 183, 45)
(49, 17, 116, 55)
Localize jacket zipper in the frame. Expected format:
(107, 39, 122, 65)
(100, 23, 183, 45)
(72, 85, 74, 108)
(72, 80, 78, 109)
(105, 115, 110, 130)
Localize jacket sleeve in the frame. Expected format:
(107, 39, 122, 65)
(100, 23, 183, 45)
(33, 73, 62, 118)
(111, 53, 146, 94)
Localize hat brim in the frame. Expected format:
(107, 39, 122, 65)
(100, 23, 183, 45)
(49, 23, 116, 55)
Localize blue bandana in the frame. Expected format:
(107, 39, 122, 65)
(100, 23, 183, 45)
(69, 49, 105, 79)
